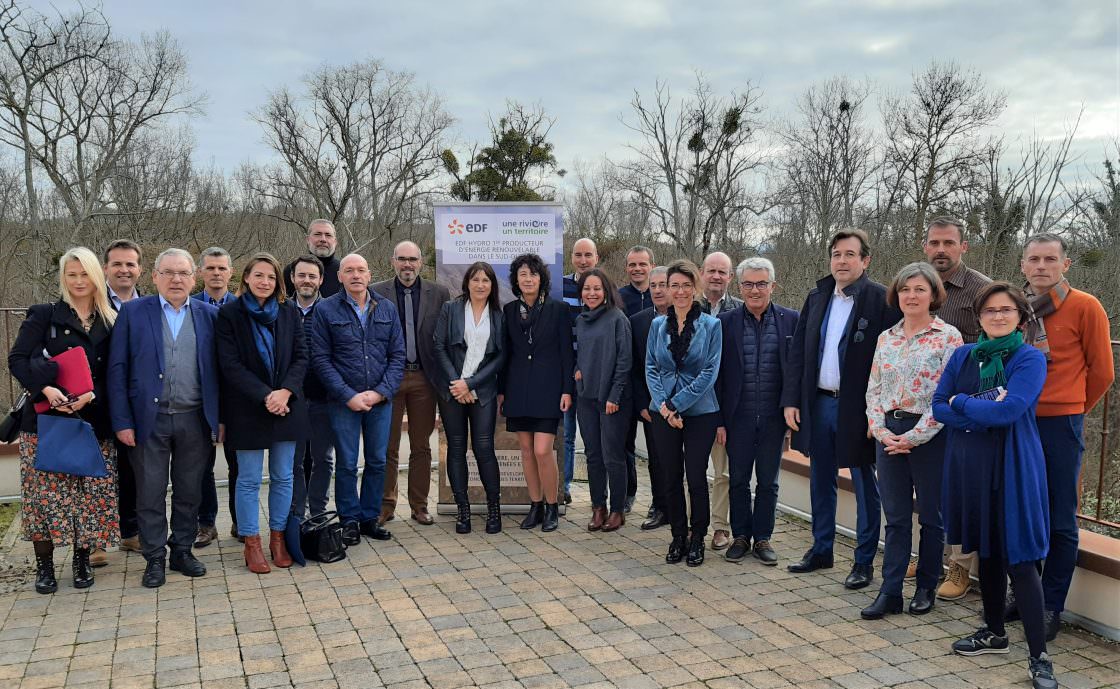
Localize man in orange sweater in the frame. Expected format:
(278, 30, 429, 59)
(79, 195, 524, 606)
(1019, 233, 1115, 642)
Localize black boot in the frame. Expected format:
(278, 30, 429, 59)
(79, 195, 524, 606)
(33, 541, 57, 594)
(485, 499, 502, 534)
(520, 501, 543, 530)
(455, 502, 471, 534)
(72, 547, 94, 589)
(541, 503, 559, 532)
(686, 536, 705, 567)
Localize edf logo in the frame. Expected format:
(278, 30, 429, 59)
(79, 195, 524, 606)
(448, 219, 464, 235)
(465, 223, 487, 233)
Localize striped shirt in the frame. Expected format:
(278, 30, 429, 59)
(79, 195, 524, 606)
(933, 263, 991, 344)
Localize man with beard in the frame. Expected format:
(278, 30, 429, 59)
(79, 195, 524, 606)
(285, 219, 342, 298)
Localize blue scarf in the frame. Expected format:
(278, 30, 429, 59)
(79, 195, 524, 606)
(241, 293, 278, 381)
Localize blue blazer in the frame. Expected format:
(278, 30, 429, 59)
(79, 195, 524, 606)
(645, 311, 722, 416)
(715, 303, 799, 426)
(108, 296, 221, 444)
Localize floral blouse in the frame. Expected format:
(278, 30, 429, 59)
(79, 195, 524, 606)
(865, 316, 963, 446)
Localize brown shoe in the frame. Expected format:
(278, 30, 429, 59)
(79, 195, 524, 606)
(243, 535, 270, 574)
(119, 536, 141, 553)
(194, 525, 218, 548)
(711, 530, 731, 550)
(411, 509, 434, 526)
(89, 548, 109, 568)
(905, 557, 918, 579)
(601, 512, 625, 532)
(268, 530, 292, 568)
(937, 562, 971, 600)
(378, 511, 396, 526)
(587, 506, 607, 531)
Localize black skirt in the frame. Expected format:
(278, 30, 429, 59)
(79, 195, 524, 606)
(506, 416, 560, 434)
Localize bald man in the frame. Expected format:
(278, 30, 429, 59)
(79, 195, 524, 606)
(310, 253, 405, 543)
(561, 238, 599, 503)
(372, 241, 450, 525)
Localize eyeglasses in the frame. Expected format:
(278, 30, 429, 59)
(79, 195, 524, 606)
(157, 270, 194, 281)
(394, 256, 420, 263)
(980, 307, 1019, 318)
(667, 283, 693, 292)
(739, 281, 772, 291)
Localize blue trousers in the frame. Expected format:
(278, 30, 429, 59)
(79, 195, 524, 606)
(328, 401, 392, 523)
(876, 415, 945, 597)
(1037, 414, 1084, 613)
(726, 410, 785, 542)
(235, 441, 296, 535)
(577, 397, 630, 513)
(809, 393, 881, 565)
(563, 405, 577, 493)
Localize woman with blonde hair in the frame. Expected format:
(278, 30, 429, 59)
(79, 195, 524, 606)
(8, 247, 119, 592)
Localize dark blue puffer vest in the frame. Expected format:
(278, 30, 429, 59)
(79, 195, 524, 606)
(739, 309, 782, 419)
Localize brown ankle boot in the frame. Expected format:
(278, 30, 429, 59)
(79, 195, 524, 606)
(269, 530, 292, 568)
(587, 506, 607, 531)
(602, 511, 625, 532)
(243, 535, 270, 574)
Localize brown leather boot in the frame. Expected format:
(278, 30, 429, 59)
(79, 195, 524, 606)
(587, 506, 607, 532)
(269, 530, 292, 568)
(243, 535, 270, 574)
(601, 511, 625, 532)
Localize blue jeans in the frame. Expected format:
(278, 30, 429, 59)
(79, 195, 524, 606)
(235, 441, 296, 535)
(1037, 414, 1084, 613)
(726, 411, 786, 542)
(291, 400, 335, 518)
(809, 393, 881, 565)
(328, 401, 392, 523)
(876, 415, 945, 597)
(563, 405, 577, 493)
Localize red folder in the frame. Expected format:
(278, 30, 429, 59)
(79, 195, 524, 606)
(34, 347, 94, 413)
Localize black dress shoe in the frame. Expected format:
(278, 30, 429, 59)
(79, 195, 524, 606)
(341, 519, 361, 546)
(169, 550, 206, 577)
(844, 563, 874, 590)
(861, 592, 903, 620)
(360, 520, 392, 541)
(1043, 610, 1061, 642)
(142, 557, 166, 588)
(520, 501, 543, 530)
(686, 537, 705, 567)
(909, 587, 935, 615)
(666, 536, 686, 564)
(787, 549, 834, 573)
(752, 540, 778, 566)
(1004, 591, 1020, 622)
(72, 548, 94, 589)
(641, 509, 668, 531)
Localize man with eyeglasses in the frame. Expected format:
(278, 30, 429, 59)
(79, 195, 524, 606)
(699, 252, 743, 551)
(372, 241, 450, 526)
(715, 258, 798, 566)
(108, 249, 221, 588)
(285, 219, 342, 298)
(1018, 233, 1114, 641)
(630, 266, 671, 529)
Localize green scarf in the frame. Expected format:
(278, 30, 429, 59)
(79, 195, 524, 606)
(970, 330, 1024, 390)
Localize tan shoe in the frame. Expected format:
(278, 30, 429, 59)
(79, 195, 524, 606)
(937, 562, 971, 600)
(711, 530, 731, 550)
(119, 536, 141, 553)
(905, 557, 918, 579)
(89, 548, 109, 568)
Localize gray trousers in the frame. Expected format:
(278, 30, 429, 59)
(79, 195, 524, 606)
(130, 410, 211, 560)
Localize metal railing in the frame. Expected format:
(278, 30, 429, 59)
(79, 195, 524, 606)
(1078, 341, 1119, 534)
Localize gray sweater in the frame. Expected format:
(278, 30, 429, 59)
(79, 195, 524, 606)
(574, 306, 632, 404)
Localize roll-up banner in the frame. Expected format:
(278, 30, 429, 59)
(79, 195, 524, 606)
(432, 202, 566, 514)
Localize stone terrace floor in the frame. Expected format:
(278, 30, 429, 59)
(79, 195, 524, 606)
(0, 477, 1117, 689)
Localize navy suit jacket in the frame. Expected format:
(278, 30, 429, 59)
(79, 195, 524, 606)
(108, 296, 221, 444)
(715, 303, 799, 427)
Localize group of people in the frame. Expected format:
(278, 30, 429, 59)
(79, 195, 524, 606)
(7, 217, 1113, 689)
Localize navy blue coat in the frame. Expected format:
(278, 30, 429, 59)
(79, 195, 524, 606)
(715, 303, 799, 427)
(781, 273, 901, 468)
(309, 289, 405, 404)
(107, 296, 221, 444)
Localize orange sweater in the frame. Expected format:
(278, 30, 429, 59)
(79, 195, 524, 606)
(1036, 287, 1115, 416)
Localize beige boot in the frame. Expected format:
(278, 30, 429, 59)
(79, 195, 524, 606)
(937, 561, 971, 600)
(905, 557, 918, 579)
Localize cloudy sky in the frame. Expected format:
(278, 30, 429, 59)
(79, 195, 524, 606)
(31, 0, 1118, 178)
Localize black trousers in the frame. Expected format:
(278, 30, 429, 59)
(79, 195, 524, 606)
(130, 410, 211, 560)
(623, 415, 639, 499)
(116, 437, 139, 539)
(438, 397, 500, 503)
(198, 446, 237, 527)
(649, 411, 719, 539)
(641, 420, 665, 512)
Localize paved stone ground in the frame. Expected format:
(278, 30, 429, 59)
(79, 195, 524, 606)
(0, 475, 1117, 689)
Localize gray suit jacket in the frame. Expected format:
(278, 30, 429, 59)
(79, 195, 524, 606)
(371, 277, 451, 389)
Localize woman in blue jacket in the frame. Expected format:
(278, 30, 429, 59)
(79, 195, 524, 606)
(932, 281, 1057, 689)
(646, 259, 722, 567)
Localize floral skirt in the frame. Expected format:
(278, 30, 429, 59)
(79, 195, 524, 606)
(20, 432, 120, 548)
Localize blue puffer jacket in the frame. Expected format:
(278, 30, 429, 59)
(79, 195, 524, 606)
(310, 289, 405, 404)
(645, 310, 722, 416)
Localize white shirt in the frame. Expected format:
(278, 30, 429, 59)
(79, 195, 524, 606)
(818, 287, 855, 391)
(460, 303, 491, 385)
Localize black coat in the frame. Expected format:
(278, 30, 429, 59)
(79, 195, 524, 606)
(629, 307, 662, 420)
(284, 253, 342, 299)
(7, 301, 113, 439)
(781, 273, 901, 468)
(432, 300, 505, 404)
(216, 299, 310, 451)
(500, 297, 574, 420)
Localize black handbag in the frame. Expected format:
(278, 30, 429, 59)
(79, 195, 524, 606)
(0, 391, 28, 444)
(299, 511, 347, 563)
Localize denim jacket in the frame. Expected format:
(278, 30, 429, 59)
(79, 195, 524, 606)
(645, 311, 722, 416)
